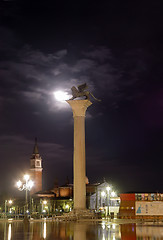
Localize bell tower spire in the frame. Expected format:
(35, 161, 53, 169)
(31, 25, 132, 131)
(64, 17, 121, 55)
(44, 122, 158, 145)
(30, 138, 43, 195)
(33, 137, 39, 154)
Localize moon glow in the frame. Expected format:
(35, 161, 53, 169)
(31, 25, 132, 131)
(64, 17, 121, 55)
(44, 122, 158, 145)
(54, 91, 69, 101)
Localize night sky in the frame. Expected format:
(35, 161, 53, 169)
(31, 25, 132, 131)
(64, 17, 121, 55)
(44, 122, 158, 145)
(0, 1, 163, 195)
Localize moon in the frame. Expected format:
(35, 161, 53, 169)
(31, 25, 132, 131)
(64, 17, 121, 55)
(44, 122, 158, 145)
(54, 91, 69, 102)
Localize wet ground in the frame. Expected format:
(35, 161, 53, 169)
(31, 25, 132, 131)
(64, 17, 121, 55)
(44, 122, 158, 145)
(1, 218, 163, 239)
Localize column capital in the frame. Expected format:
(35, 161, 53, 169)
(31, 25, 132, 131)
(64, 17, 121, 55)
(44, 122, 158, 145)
(66, 100, 92, 117)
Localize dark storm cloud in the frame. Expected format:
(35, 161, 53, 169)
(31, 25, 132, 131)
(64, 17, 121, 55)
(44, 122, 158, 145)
(0, 27, 149, 116)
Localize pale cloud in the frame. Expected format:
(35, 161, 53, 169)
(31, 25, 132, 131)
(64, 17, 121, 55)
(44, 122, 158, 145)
(54, 49, 67, 59)
(0, 135, 67, 160)
(21, 90, 43, 102)
(83, 46, 112, 62)
(72, 59, 96, 73)
(86, 112, 93, 119)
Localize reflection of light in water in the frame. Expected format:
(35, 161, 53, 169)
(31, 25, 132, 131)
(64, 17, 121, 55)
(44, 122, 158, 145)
(112, 224, 116, 230)
(102, 233, 105, 240)
(102, 222, 105, 230)
(113, 233, 116, 240)
(119, 227, 121, 238)
(8, 224, 11, 240)
(43, 222, 46, 239)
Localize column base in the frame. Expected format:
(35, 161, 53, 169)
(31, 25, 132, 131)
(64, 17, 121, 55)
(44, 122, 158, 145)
(23, 215, 29, 223)
(64, 209, 95, 220)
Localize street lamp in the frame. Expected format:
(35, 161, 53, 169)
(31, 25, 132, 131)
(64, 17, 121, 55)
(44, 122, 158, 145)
(106, 186, 111, 192)
(101, 191, 106, 197)
(41, 200, 48, 215)
(16, 174, 34, 215)
(5, 200, 13, 218)
(111, 191, 116, 197)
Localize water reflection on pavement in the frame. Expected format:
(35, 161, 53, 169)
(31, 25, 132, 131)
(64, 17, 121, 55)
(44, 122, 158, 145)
(1, 220, 163, 239)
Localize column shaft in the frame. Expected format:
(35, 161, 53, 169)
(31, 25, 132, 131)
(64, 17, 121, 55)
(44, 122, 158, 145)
(74, 116, 86, 209)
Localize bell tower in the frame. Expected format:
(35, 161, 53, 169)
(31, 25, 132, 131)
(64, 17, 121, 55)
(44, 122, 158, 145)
(30, 138, 43, 195)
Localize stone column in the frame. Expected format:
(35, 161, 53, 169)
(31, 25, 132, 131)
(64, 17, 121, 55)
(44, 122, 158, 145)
(67, 100, 92, 210)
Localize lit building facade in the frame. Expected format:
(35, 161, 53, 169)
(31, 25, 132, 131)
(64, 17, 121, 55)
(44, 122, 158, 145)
(119, 193, 163, 218)
(89, 181, 120, 216)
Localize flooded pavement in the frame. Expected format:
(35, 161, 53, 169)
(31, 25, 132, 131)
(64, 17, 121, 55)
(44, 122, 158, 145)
(1, 219, 163, 239)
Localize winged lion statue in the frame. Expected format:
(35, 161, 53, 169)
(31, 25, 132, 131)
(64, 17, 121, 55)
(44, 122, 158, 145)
(69, 83, 101, 101)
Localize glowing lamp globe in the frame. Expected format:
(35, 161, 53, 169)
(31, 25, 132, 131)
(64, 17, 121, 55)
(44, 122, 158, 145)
(24, 174, 29, 181)
(17, 180, 22, 188)
(27, 180, 34, 189)
(111, 191, 116, 197)
(101, 191, 106, 197)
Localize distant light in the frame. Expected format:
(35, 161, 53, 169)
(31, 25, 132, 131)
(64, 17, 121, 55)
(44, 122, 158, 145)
(8, 200, 12, 204)
(54, 91, 69, 102)
(111, 191, 116, 197)
(101, 191, 106, 197)
(43, 200, 47, 205)
(106, 186, 111, 192)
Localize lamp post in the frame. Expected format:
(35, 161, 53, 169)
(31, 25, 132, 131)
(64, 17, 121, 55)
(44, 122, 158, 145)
(100, 191, 106, 207)
(106, 186, 111, 216)
(16, 174, 34, 217)
(24, 175, 29, 210)
(4, 200, 12, 218)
